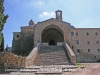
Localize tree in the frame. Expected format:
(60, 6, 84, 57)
(0, 0, 8, 51)
(0, 33, 4, 51)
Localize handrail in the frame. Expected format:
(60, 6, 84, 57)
(64, 42, 76, 64)
(25, 43, 41, 67)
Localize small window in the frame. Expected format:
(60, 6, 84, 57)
(16, 34, 19, 38)
(86, 32, 89, 36)
(94, 56, 96, 59)
(88, 49, 91, 52)
(76, 33, 78, 36)
(71, 32, 74, 36)
(87, 41, 90, 44)
(76, 49, 80, 53)
(96, 41, 99, 44)
(97, 49, 100, 52)
(95, 32, 98, 35)
(76, 40, 79, 45)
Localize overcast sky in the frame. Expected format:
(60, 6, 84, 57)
(3, 0, 100, 47)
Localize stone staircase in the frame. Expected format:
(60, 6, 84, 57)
(9, 65, 82, 75)
(33, 46, 69, 65)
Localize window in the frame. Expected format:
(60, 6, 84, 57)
(95, 32, 98, 35)
(87, 41, 90, 44)
(94, 56, 96, 59)
(16, 34, 19, 38)
(76, 49, 80, 53)
(96, 41, 99, 44)
(71, 32, 74, 36)
(76, 40, 79, 45)
(86, 32, 89, 36)
(97, 49, 100, 52)
(88, 49, 91, 52)
(76, 33, 78, 36)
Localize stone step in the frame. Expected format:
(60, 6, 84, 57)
(39, 50, 65, 52)
(39, 54, 66, 56)
(38, 55, 66, 57)
(34, 60, 68, 65)
(10, 72, 36, 75)
(34, 59, 68, 62)
(40, 47, 64, 50)
(39, 51, 66, 54)
(37, 58, 67, 62)
(36, 56, 67, 59)
(39, 53, 66, 56)
(34, 46, 69, 65)
(40, 47, 64, 49)
(39, 50, 64, 52)
(36, 55, 67, 58)
(40, 48, 64, 50)
(35, 59, 68, 62)
(10, 65, 81, 75)
(34, 62, 68, 65)
(38, 55, 67, 58)
(34, 61, 68, 65)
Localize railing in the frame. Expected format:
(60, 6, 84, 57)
(64, 43, 76, 64)
(25, 43, 41, 67)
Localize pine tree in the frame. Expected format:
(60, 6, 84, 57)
(0, 0, 8, 51)
(1, 33, 4, 51)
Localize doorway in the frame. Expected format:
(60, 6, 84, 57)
(49, 40, 56, 45)
(41, 26, 64, 45)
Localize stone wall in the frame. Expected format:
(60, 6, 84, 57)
(20, 32, 34, 56)
(0, 52, 25, 68)
(12, 32, 20, 55)
(0, 43, 41, 68)
(69, 28, 100, 62)
(25, 43, 41, 67)
(64, 43, 76, 64)
(34, 18, 72, 46)
(12, 26, 34, 56)
(12, 17, 100, 63)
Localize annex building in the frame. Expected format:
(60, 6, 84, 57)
(12, 10, 100, 65)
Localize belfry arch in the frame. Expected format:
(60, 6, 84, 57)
(41, 25, 64, 45)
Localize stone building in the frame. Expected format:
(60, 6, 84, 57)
(12, 10, 100, 63)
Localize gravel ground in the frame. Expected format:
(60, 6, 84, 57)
(0, 63, 100, 75)
(63, 63, 100, 75)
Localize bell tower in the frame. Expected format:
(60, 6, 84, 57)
(29, 19, 34, 26)
(55, 10, 62, 21)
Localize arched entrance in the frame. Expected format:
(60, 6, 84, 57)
(49, 40, 56, 45)
(41, 25, 64, 45)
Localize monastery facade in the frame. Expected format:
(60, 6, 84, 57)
(12, 10, 100, 63)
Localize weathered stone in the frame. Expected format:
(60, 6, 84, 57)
(9, 10, 100, 68)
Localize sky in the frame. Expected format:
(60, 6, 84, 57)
(3, 0, 100, 48)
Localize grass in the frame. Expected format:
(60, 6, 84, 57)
(75, 62, 84, 66)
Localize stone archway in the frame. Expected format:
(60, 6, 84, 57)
(41, 25, 64, 45)
(49, 40, 56, 45)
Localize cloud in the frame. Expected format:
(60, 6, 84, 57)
(7, 0, 100, 27)
(23, 0, 45, 8)
(34, 0, 45, 8)
(39, 12, 55, 20)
